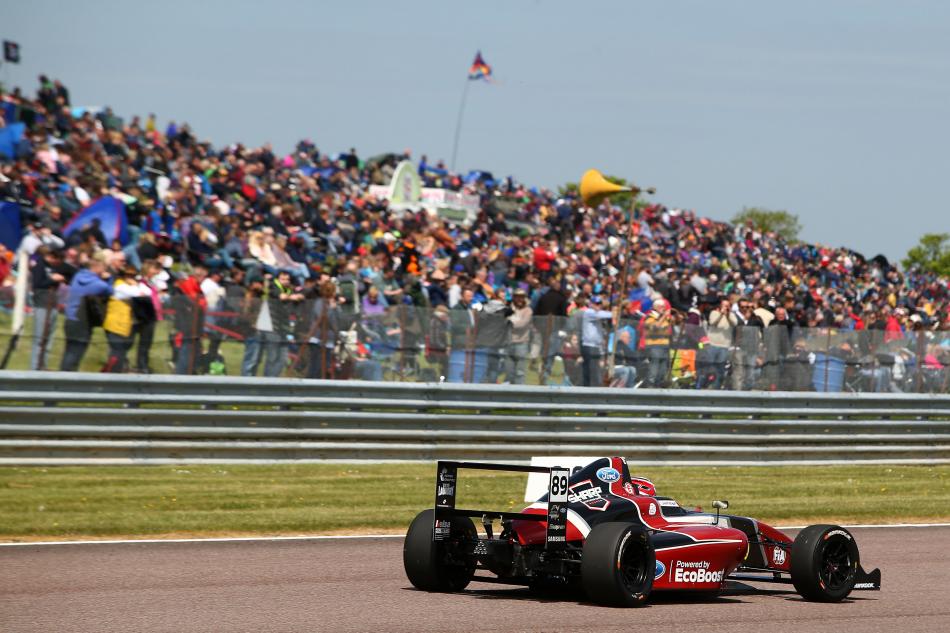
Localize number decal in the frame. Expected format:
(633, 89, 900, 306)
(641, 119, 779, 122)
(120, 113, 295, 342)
(549, 469, 569, 503)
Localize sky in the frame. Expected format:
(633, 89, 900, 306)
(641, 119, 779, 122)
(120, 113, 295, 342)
(4, 0, 949, 262)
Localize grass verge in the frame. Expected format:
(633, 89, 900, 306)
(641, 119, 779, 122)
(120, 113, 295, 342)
(1, 464, 948, 541)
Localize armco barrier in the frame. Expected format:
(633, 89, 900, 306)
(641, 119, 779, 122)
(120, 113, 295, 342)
(0, 371, 949, 465)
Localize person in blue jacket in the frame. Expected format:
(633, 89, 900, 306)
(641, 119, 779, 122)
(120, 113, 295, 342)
(60, 257, 112, 371)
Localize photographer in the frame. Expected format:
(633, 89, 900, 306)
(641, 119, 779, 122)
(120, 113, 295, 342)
(262, 270, 304, 377)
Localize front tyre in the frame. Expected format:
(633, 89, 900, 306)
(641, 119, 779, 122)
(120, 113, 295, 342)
(581, 522, 655, 607)
(403, 509, 477, 592)
(790, 524, 859, 602)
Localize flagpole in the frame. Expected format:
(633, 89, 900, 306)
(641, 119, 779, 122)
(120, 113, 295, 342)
(450, 78, 471, 172)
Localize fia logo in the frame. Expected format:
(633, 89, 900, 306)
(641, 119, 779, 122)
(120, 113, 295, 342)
(773, 547, 787, 565)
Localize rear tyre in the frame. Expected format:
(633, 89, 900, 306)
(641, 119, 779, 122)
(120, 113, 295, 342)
(403, 509, 477, 592)
(790, 524, 859, 602)
(581, 522, 654, 607)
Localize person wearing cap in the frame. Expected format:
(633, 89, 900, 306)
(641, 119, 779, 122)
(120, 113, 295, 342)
(577, 294, 614, 387)
(18, 221, 65, 258)
(505, 288, 533, 384)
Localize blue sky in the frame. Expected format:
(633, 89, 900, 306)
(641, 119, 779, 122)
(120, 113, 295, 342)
(5, 0, 949, 261)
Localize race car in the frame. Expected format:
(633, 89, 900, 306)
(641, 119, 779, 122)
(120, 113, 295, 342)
(403, 457, 881, 607)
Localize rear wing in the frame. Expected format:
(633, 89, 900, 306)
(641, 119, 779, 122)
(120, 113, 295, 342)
(434, 460, 570, 549)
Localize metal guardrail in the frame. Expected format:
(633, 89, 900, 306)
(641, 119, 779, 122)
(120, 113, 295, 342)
(0, 370, 949, 465)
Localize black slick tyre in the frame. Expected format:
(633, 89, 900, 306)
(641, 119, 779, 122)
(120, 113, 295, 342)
(403, 509, 477, 592)
(581, 522, 654, 607)
(790, 524, 859, 602)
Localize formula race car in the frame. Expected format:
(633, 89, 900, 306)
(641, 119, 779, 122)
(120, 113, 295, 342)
(403, 457, 881, 607)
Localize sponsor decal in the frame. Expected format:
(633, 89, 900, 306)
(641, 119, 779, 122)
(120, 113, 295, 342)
(548, 523, 565, 531)
(439, 468, 455, 483)
(772, 547, 787, 565)
(654, 560, 666, 580)
(547, 535, 566, 542)
(657, 499, 679, 508)
(568, 480, 610, 511)
(473, 541, 488, 555)
(825, 529, 852, 541)
(623, 482, 636, 495)
(648, 503, 657, 516)
(854, 582, 876, 589)
(672, 560, 724, 584)
(437, 483, 455, 497)
(434, 519, 451, 538)
(596, 467, 621, 483)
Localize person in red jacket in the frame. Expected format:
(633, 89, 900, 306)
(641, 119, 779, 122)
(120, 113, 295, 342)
(884, 307, 904, 342)
(532, 239, 556, 280)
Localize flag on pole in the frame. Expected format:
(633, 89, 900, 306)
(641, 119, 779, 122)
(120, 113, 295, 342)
(467, 51, 492, 81)
(3, 41, 20, 64)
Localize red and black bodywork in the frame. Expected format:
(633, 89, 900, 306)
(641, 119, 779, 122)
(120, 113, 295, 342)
(404, 457, 881, 607)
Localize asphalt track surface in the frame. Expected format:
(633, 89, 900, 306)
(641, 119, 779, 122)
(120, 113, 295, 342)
(2, 527, 948, 633)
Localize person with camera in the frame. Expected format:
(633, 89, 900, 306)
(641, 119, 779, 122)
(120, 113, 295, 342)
(699, 298, 736, 389)
(262, 270, 304, 377)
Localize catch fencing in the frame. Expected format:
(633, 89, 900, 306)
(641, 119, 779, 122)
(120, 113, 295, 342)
(0, 371, 949, 466)
(9, 301, 950, 394)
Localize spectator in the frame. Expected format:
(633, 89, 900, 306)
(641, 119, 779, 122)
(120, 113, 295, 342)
(535, 276, 569, 381)
(132, 259, 165, 373)
(578, 295, 614, 387)
(262, 270, 304, 377)
(240, 274, 268, 377)
(699, 298, 736, 389)
(426, 304, 451, 379)
(505, 288, 533, 384)
(732, 298, 765, 390)
(102, 265, 150, 373)
(611, 327, 639, 388)
(171, 264, 208, 375)
(305, 280, 340, 379)
(29, 246, 66, 370)
(60, 257, 112, 371)
(641, 298, 673, 388)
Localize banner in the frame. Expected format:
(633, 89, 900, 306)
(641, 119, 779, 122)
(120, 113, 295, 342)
(0, 201, 22, 251)
(388, 160, 422, 208)
(0, 122, 26, 159)
(62, 196, 130, 246)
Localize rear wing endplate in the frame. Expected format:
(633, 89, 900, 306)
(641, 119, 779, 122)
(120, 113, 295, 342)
(433, 460, 570, 550)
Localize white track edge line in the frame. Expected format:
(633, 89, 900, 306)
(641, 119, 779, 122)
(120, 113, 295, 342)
(3, 522, 950, 547)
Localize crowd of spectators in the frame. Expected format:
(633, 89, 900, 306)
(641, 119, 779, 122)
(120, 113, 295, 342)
(2, 75, 949, 391)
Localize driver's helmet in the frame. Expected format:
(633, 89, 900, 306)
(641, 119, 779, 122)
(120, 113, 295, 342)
(617, 457, 657, 496)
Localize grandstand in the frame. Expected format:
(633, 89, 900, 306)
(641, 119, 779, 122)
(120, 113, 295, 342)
(1, 76, 948, 392)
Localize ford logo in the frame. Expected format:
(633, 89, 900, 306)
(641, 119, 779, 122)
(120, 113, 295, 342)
(596, 467, 620, 483)
(655, 560, 666, 580)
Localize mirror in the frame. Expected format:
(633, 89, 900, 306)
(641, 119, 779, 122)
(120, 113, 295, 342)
(712, 500, 729, 510)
